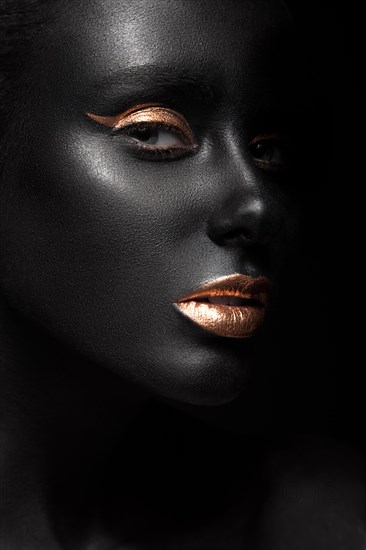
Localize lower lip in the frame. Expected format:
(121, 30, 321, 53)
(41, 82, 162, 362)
(174, 300, 266, 338)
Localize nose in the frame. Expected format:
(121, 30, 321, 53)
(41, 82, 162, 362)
(206, 189, 283, 248)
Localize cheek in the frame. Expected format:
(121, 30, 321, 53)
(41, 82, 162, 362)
(0, 124, 279, 404)
(1, 125, 247, 401)
(0, 127, 186, 354)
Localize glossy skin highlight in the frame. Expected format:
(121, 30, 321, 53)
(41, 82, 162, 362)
(0, 0, 301, 406)
(1, 0, 302, 410)
(1, 1, 364, 549)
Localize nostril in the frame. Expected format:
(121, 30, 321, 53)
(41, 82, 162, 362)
(222, 229, 238, 241)
(206, 193, 283, 248)
(221, 227, 254, 245)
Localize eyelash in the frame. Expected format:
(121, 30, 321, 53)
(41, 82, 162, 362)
(114, 125, 287, 170)
(93, 105, 288, 170)
(248, 134, 288, 174)
(111, 122, 196, 161)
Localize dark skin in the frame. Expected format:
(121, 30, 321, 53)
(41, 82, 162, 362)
(0, 0, 365, 548)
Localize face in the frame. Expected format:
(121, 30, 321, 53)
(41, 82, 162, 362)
(0, 0, 306, 405)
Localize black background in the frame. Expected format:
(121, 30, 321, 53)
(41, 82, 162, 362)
(284, 2, 364, 444)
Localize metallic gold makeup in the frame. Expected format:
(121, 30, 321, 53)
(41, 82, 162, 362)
(248, 133, 282, 146)
(86, 103, 195, 146)
(174, 273, 271, 338)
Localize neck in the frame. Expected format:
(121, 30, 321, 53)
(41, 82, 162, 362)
(0, 293, 147, 546)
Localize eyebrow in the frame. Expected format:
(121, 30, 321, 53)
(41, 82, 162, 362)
(79, 65, 222, 113)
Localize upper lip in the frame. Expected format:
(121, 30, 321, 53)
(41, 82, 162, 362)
(175, 273, 271, 306)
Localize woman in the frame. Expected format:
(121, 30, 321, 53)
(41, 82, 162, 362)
(0, 0, 364, 548)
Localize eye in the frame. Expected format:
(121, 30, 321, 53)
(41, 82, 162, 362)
(248, 134, 287, 173)
(86, 104, 197, 160)
(123, 124, 185, 147)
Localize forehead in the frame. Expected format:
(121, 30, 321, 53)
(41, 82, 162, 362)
(49, 0, 294, 95)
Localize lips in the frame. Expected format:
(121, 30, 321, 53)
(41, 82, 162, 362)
(174, 273, 271, 338)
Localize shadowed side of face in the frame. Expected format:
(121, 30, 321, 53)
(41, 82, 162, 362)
(0, 0, 305, 405)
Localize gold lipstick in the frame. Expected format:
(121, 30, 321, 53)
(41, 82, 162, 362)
(174, 273, 271, 338)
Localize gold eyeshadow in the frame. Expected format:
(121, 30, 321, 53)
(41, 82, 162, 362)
(248, 133, 283, 146)
(86, 103, 195, 144)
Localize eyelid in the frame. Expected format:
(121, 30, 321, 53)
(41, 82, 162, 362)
(248, 133, 283, 146)
(86, 103, 195, 144)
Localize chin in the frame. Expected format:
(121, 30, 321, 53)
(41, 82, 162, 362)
(138, 337, 254, 406)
